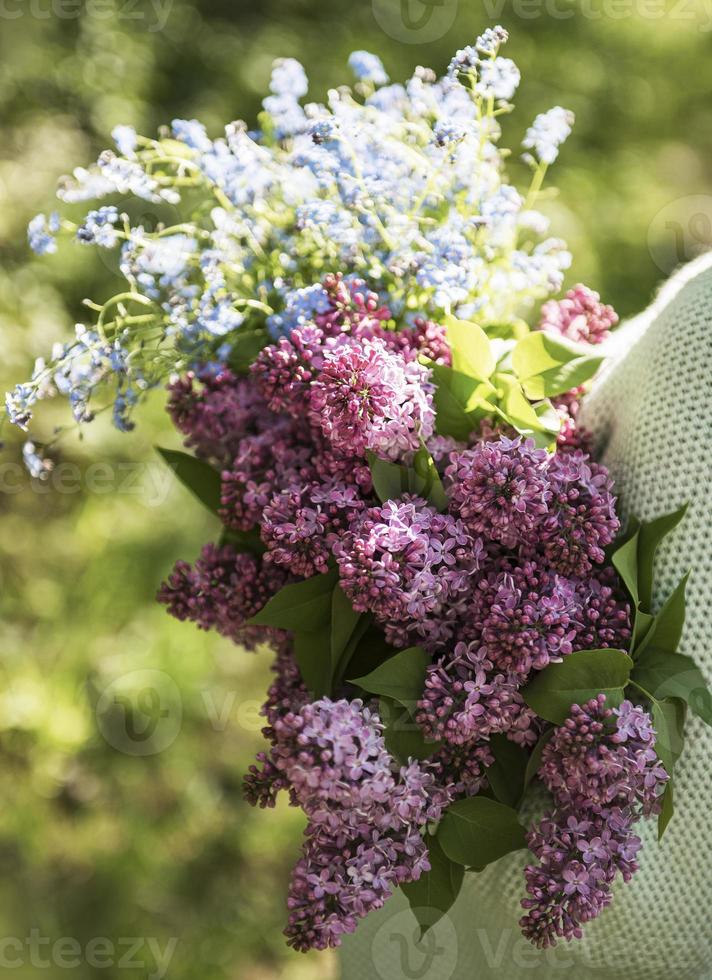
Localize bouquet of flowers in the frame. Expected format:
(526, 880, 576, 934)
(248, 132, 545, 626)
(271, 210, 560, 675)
(10, 25, 712, 955)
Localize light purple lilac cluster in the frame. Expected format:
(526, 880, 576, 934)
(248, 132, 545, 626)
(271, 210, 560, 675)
(245, 696, 449, 951)
(520, 695, 668, 947)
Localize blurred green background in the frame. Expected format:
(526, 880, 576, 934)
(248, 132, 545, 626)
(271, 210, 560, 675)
(1, 2, 711, 977)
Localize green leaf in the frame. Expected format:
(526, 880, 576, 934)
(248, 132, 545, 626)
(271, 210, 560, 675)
(444, 315, 495, 380)
(401, 836, 464, 939)
(294, 625, 331, 698)
(658, 780, 674, 840)
(612, 529, 640, 607)
(248, 569, 338, 630)
(344, 626, 397, 681)
(637, 573, 689, 656)
(523, 728, 554, 790)
(521, 649, 634, 725)
(512, 331, 604, 399)
(650, 696, 687, 777)
(430, 363, 494, 441)
(485, 735, 529, 808)
(437, 797, 526, 869)
(227, 327, 269, 373)
(156, 447, 222, 515)
(352, 647, 430, 710)
(410, 445, 449, 511)
(367, 445, 447, 512)
(637, 504, 688, 611)
(379, 696, 438, 763)
(219, 526, 265, 557)
(483, 319, 530, 341)
(632, 647, 712, 726)
(493, 374, 549, 437)
(330, 585, 365, 684)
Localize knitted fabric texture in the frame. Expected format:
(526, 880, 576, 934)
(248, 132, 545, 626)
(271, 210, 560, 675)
(339, 253, 712, 980)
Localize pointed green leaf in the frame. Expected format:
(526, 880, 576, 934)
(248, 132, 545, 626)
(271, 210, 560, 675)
(219, 526, 266, 557)
(485, 735, 529, 808)
(430, 363, 494, 441)
(401, 836, 464, 939)
(632, 647, 712, 726)
(444, 315, 495, 380)
(379, 696, 439, 763)
(637, 504, 688, 611)
(521, 649, 634, 725)
(294, 626, 331, 698)
(344, 626, 397, 682)
(650, 696, 687, 777)
(156, 447, 222, 515)
(330, 585, 365, 682)
(612, 529, 640, 607)
(658, 779, 674, 840)
(367, 446, 447, 512)
(437, 797, 526, 869)
(248, 569, 338, 630)
(512, 331, 604, 399)
(637, 573, 689, 656)
(352, 647, 430, 709)
(228, 327, 269, 373)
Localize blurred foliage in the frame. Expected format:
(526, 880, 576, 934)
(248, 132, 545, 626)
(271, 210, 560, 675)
(0, 2, 710, 977)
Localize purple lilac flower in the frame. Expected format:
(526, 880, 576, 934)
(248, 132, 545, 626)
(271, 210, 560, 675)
(167, 367, 270, 466)
(539, 696, 667, 814)
(309, 337, 435, 461)
(521, 696, 667, 947)
(573, 569, 631, 651)
(446, 437, 551, 549)
(261, 480, 367, 577)
(416, 641, 532, 745)
(335, 496, 482, 651)
(157, 543, 288, 648)
(538, 450, 619, 576)
(520, 807, 640, 947)
(429, 740, 494, 799)
(539, 284, 618, 346)
(219, 418, 317, 531)
(251, 323, 335, 417)
(245, 698, 448, 951)
(314, 273, 392, 337)
(476, 559, 581, 676)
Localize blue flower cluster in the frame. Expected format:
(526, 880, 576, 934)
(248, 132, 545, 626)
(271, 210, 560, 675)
(12, 26, 574, 468)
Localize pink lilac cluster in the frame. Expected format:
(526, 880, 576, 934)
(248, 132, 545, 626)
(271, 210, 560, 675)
(520, 696, 668, 947)
(246, 696, 449, 950)
(261, 480, 367, 577)
(309, 336, 436, 461)
(334, 496, 483, 650)
(156, 543, 288, 648)
(539, 284, 619, 346)
(447, 437, 620, 574)
(416, 640, 537, 747)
